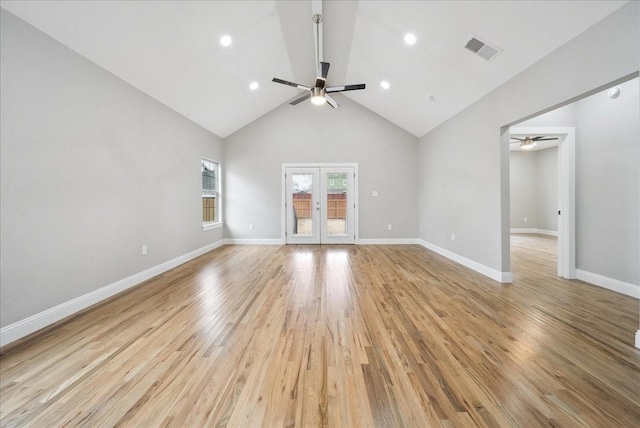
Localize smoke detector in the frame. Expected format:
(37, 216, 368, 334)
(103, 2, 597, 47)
(607, 86, 622, 99)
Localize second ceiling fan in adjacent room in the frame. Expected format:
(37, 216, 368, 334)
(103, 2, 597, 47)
(510, 136, 558, 150)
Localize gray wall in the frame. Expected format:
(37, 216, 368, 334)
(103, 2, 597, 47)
(575, 78, 639, 285)
(0, 10, 224, 327)
(536, 147, 558, 232)
(418, 2, 639, 274)
(512, 105, 574, 233)
(510, 147, 558, 231)
(512, 78, 639, 285)
(224, 96, 419, 240)
(516, 104, 576, 128)
(510, 152, 538, 229)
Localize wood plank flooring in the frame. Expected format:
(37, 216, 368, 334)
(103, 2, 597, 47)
(1, 235, 639, 427)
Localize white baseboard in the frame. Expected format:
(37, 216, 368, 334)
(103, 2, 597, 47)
(636, 331, 640, 350)
(511, 228, 538, 234)
(223, 238, 419, 245)
(575, 270, 640, 299)
(356, 238, 420, 245)
(224, 239, 283, 245)
(418, 240, 512, 283)
(0, 239, 226, 348)
(536, 229, 558, 237)
(510, 228, 558, 237)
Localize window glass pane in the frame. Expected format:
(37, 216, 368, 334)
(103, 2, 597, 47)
(202, 159, 217, 192)
(292, 173, 313, 236)
(202, 159, 218, 223)
(326, 173, 347, 236)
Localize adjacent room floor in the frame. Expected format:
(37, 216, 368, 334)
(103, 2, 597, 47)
(1, 235, 639, 426)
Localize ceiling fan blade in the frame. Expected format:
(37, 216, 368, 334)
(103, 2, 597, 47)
(289, 92, 311, 105)
(273, 77, 312, 91)
(325, 94, 339, 109)
(510, 137, 525, 141)
(319, 62, 330, 79)
(326, 84, 366, 93)
(533, 137, 558, 141)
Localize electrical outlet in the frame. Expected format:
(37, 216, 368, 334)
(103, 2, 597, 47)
(388, 224, 392, 231)
(372, 191, 378, 197)
(249, 224, 253, 231)
(451, 233, 455, 241)
(142, 245, 148, 255)
(524, 217, 528, 222)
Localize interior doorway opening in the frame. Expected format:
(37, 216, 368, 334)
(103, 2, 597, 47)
(503, 74, 638, 296)
(509, 126, 575, 279)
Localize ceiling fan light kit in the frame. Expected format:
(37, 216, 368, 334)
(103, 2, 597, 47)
(510, 136, 558, 150)
(272, 11, 365, 108)
(311, 88, 326, 105)
(521, 140, 537, 150)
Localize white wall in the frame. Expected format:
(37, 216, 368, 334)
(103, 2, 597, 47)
(224, 95, 419, 241)
(418, 2, 639, 276)
(0, 10, 224, 329)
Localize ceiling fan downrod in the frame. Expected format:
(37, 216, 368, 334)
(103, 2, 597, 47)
(313, 14, 323, 75)
(270, 5, 366, 109)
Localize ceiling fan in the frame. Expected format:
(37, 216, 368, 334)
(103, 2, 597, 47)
(510, 136, 557, 150)
(272, 13, 365, 108)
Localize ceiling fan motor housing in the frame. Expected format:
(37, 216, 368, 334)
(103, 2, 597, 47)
(271, 11, 365, 108)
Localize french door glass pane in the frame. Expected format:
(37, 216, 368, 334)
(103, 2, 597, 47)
(292, 173, 313, 236)
(326, 173, 347, 236)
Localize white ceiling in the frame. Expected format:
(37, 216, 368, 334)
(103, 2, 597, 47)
(0, 1, 627, 138)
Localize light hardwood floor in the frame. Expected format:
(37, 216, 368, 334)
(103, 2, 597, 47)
(1, 235, 639, 427)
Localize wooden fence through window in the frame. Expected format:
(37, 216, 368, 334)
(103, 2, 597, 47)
(203, 197, 217, 222)
(292, 193, 346, 219)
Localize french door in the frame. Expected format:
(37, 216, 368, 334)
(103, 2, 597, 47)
(284, 166, 355, 244)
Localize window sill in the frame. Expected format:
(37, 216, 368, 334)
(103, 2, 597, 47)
(202, 222, 223, 232)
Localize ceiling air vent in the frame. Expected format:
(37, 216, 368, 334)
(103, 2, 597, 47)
(464, 36, 502, 61)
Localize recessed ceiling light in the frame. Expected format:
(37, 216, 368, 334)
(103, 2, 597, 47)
(249, 81, 259, 90)
(220, 35, 232, 47)
(380, 81, 390, 89)
(404, 33, 417, 45)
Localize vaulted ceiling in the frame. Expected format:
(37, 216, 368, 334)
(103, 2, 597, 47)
(0, 1, 627, 138)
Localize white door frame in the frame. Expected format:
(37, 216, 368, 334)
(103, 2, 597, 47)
(282, 163, 359, 244)
(510, 126, 576, 278)
(321, 166, 356, 244)
(285, 167, 321, 244)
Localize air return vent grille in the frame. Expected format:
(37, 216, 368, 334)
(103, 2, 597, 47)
(464, 36, 502, 61)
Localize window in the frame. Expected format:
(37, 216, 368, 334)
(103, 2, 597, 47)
(202, 158, 221, 230)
